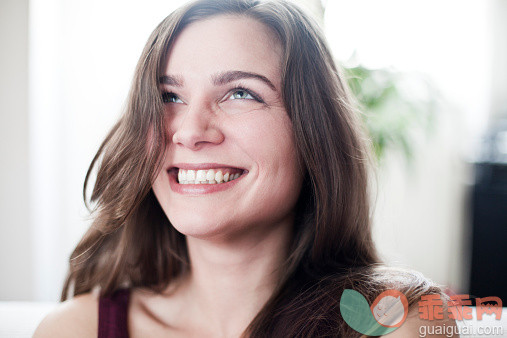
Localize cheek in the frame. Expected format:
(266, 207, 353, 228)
(238, 113, 303, 210)
(151, 169, 169, 212)
(254, 113, 299, 174)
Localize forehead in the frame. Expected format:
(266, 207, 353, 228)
(164, 15, 282, 84)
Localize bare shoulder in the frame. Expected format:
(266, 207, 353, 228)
(33, 292, 99, 338)
(385, 307, 458, 338)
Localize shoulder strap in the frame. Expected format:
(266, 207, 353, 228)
(98, 289, 130, 338)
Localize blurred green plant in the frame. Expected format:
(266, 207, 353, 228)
(344, 65, 439, 163)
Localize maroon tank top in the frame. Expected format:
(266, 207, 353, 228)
(98, 289, 130, 338)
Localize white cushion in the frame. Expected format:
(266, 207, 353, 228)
(0, 301, 56, 338)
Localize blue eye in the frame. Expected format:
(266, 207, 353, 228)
(230, 90, 254, 100)
(227, 88, 264, 103)
(162, 92, 183, 103)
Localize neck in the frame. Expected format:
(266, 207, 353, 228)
(183, 217, 293, 337)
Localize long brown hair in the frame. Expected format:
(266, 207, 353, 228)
(62, 0, 445, 336)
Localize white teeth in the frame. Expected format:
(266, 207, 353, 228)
(177, 168, 243, 184)
(196, 170, 206, 182)
(215, 171, 224, 183)
(206, 169, 215, 181)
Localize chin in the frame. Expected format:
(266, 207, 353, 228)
(168, 211, 233, 239)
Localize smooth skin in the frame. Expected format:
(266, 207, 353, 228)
(34, 15, 457, 338)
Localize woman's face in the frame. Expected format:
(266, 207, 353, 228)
(152, 15, 303, 240)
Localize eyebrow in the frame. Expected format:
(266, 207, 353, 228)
(212, 71, 276, 91)
(159, 70, 277, 91)
(159, 74, 184, 87)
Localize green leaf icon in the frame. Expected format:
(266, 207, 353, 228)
(340, 289, 399, 336)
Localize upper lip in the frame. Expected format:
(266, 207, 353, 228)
(169, 163, 247, 171)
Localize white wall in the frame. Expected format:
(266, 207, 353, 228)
(491, 0, 507, 119)
(0, 0, 32, 301)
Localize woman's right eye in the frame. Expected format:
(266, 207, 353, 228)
(162, 92, 183, 103)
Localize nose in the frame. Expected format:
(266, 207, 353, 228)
(171, 104, 224, 150)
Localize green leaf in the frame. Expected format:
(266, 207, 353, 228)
(340, 289, 398, 336)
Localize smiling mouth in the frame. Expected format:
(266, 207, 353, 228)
(169, 167, 247, 185)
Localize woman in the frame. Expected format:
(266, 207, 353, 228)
(35, 0, 456, 337)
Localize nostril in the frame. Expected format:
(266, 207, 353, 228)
(171, 113, 224, 149)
